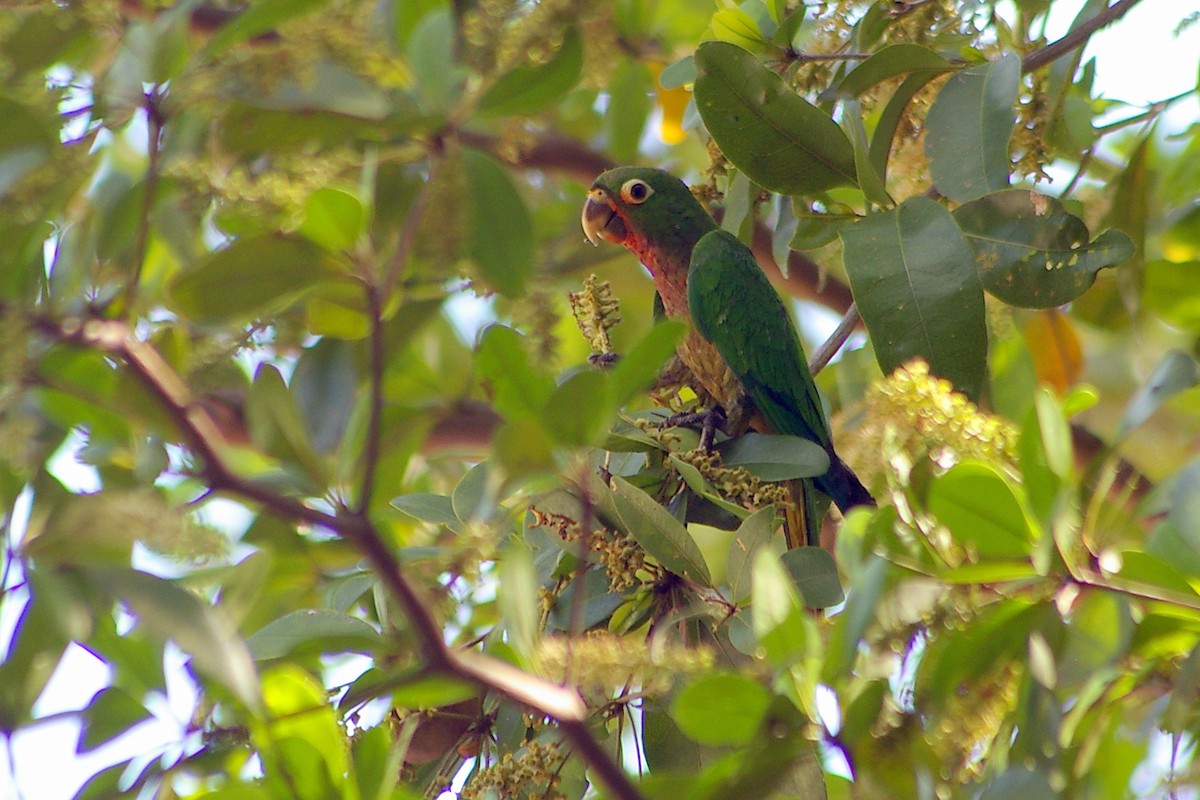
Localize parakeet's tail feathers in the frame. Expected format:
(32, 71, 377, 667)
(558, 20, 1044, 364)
(783, 478, 820, 549)
(815, 455, 875, 514)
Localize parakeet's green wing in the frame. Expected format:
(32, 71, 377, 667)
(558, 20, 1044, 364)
(688, 230, 832, 451)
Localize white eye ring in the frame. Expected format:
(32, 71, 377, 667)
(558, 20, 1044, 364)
(620, 178, 654, 205)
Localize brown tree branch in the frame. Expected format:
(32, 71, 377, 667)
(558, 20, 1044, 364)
(1021, 0, 1144, 74)
(38, 314, 644, 800)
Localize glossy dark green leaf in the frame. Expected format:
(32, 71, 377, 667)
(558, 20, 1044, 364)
(928, 462, 1037, 558)
(869, 70, 946, 180)
(478, 27, 583, 117)
(246, 610, 382, 660)
(955, 189, 1134, 308)
(693, 41, 856, 195)
(670, 673, 770, 746)
(475, 325, 554, 421)
(841, 197, 987, 399)
(1116, 349, 1199, 440)
(717, 432, 829, 481)
(171, 235, 335, 322)
(924, 54, 1020, 202)
(612, 476, 711, 584)
(463, 151, 533, 296)
(843, 99, 892, 208)
(830, 44, 953, 98)
(780, 546, 844, 608)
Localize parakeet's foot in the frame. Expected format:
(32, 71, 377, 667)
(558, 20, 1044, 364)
(588, 352, 620, 369)
(660, 406, 726, 451)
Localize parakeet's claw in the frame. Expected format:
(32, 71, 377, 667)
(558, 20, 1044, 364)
(660, 406, 726, 452)
(588, 352, 620, 369)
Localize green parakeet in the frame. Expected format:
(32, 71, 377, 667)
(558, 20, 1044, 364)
(581, 166, 873, 547)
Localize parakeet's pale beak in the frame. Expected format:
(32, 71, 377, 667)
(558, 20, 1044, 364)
(581, 188, 627, 245)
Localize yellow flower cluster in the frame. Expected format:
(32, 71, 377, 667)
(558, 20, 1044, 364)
(535, 631, 714, 696)
(850, 360, 1018, 482)
(462, 740, 564, 800)
(676, 449, 791, 510)
(568, 275, 621, 358)
(529, 507, 645, 592)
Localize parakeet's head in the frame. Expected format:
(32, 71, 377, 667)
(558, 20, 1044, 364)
(581, 167, 714, 266)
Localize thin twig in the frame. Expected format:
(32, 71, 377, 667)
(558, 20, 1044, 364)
(1020, 0, 1144, 74)
(808, 303, 861, 376)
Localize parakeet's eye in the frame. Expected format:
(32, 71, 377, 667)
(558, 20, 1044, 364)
(620, 178, 653, 205)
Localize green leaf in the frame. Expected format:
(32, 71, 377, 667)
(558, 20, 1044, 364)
(830, 44, 953, 98)
(82, 566, 259, 710)
(1117, 349, 1198, 440)
(202, 0, 330, 55)
(751, 548, 813, 665)
(291, 337, 359, 453)
(171, 235, 335, 322)
(606, 59, 652, 163)
(924, 53, 1020, 202)
(939, 561, 1039, 584)
(611, 476, 711, 584)
(298, 187, 366, 253)
(463, 150, 533, 296)
(840, 197, 987, 399)
(780, 546, 844, 608)
(543, 370, 613, 446)
(498, 542, 538, 661)
(659, 56, 695, 89)
(955, 189, 1134, 308)
(671, 673, 771, 746)
(477, 27, 583, 116)
(709, 7, 771, 50)
(246, 610, 383, 660)
(476, 325, 554, 422)
(77, 687, 150, 753)
(843, 99, 892, 208)
(452, 461, 492, 523)
(390, 493, 459, 527)
(405, 8, 462, 114)
(610, 321, 686, 404)
(0, 97, 57, 195)
(727, 507, 777, 602)
(1144, 259, 1200, 331)
(246, 363, 328, 487)
(717, 432, 830, 481)
(869, 71, 946, 181)
(928, 462, 1038, 559)
(693, 41, 857, 195)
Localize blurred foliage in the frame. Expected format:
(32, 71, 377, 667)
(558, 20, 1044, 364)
(2, 1, 1200, 798)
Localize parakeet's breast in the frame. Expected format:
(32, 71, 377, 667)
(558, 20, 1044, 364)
(678, 328, 746, 416)
(649, 267, 748, 429)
